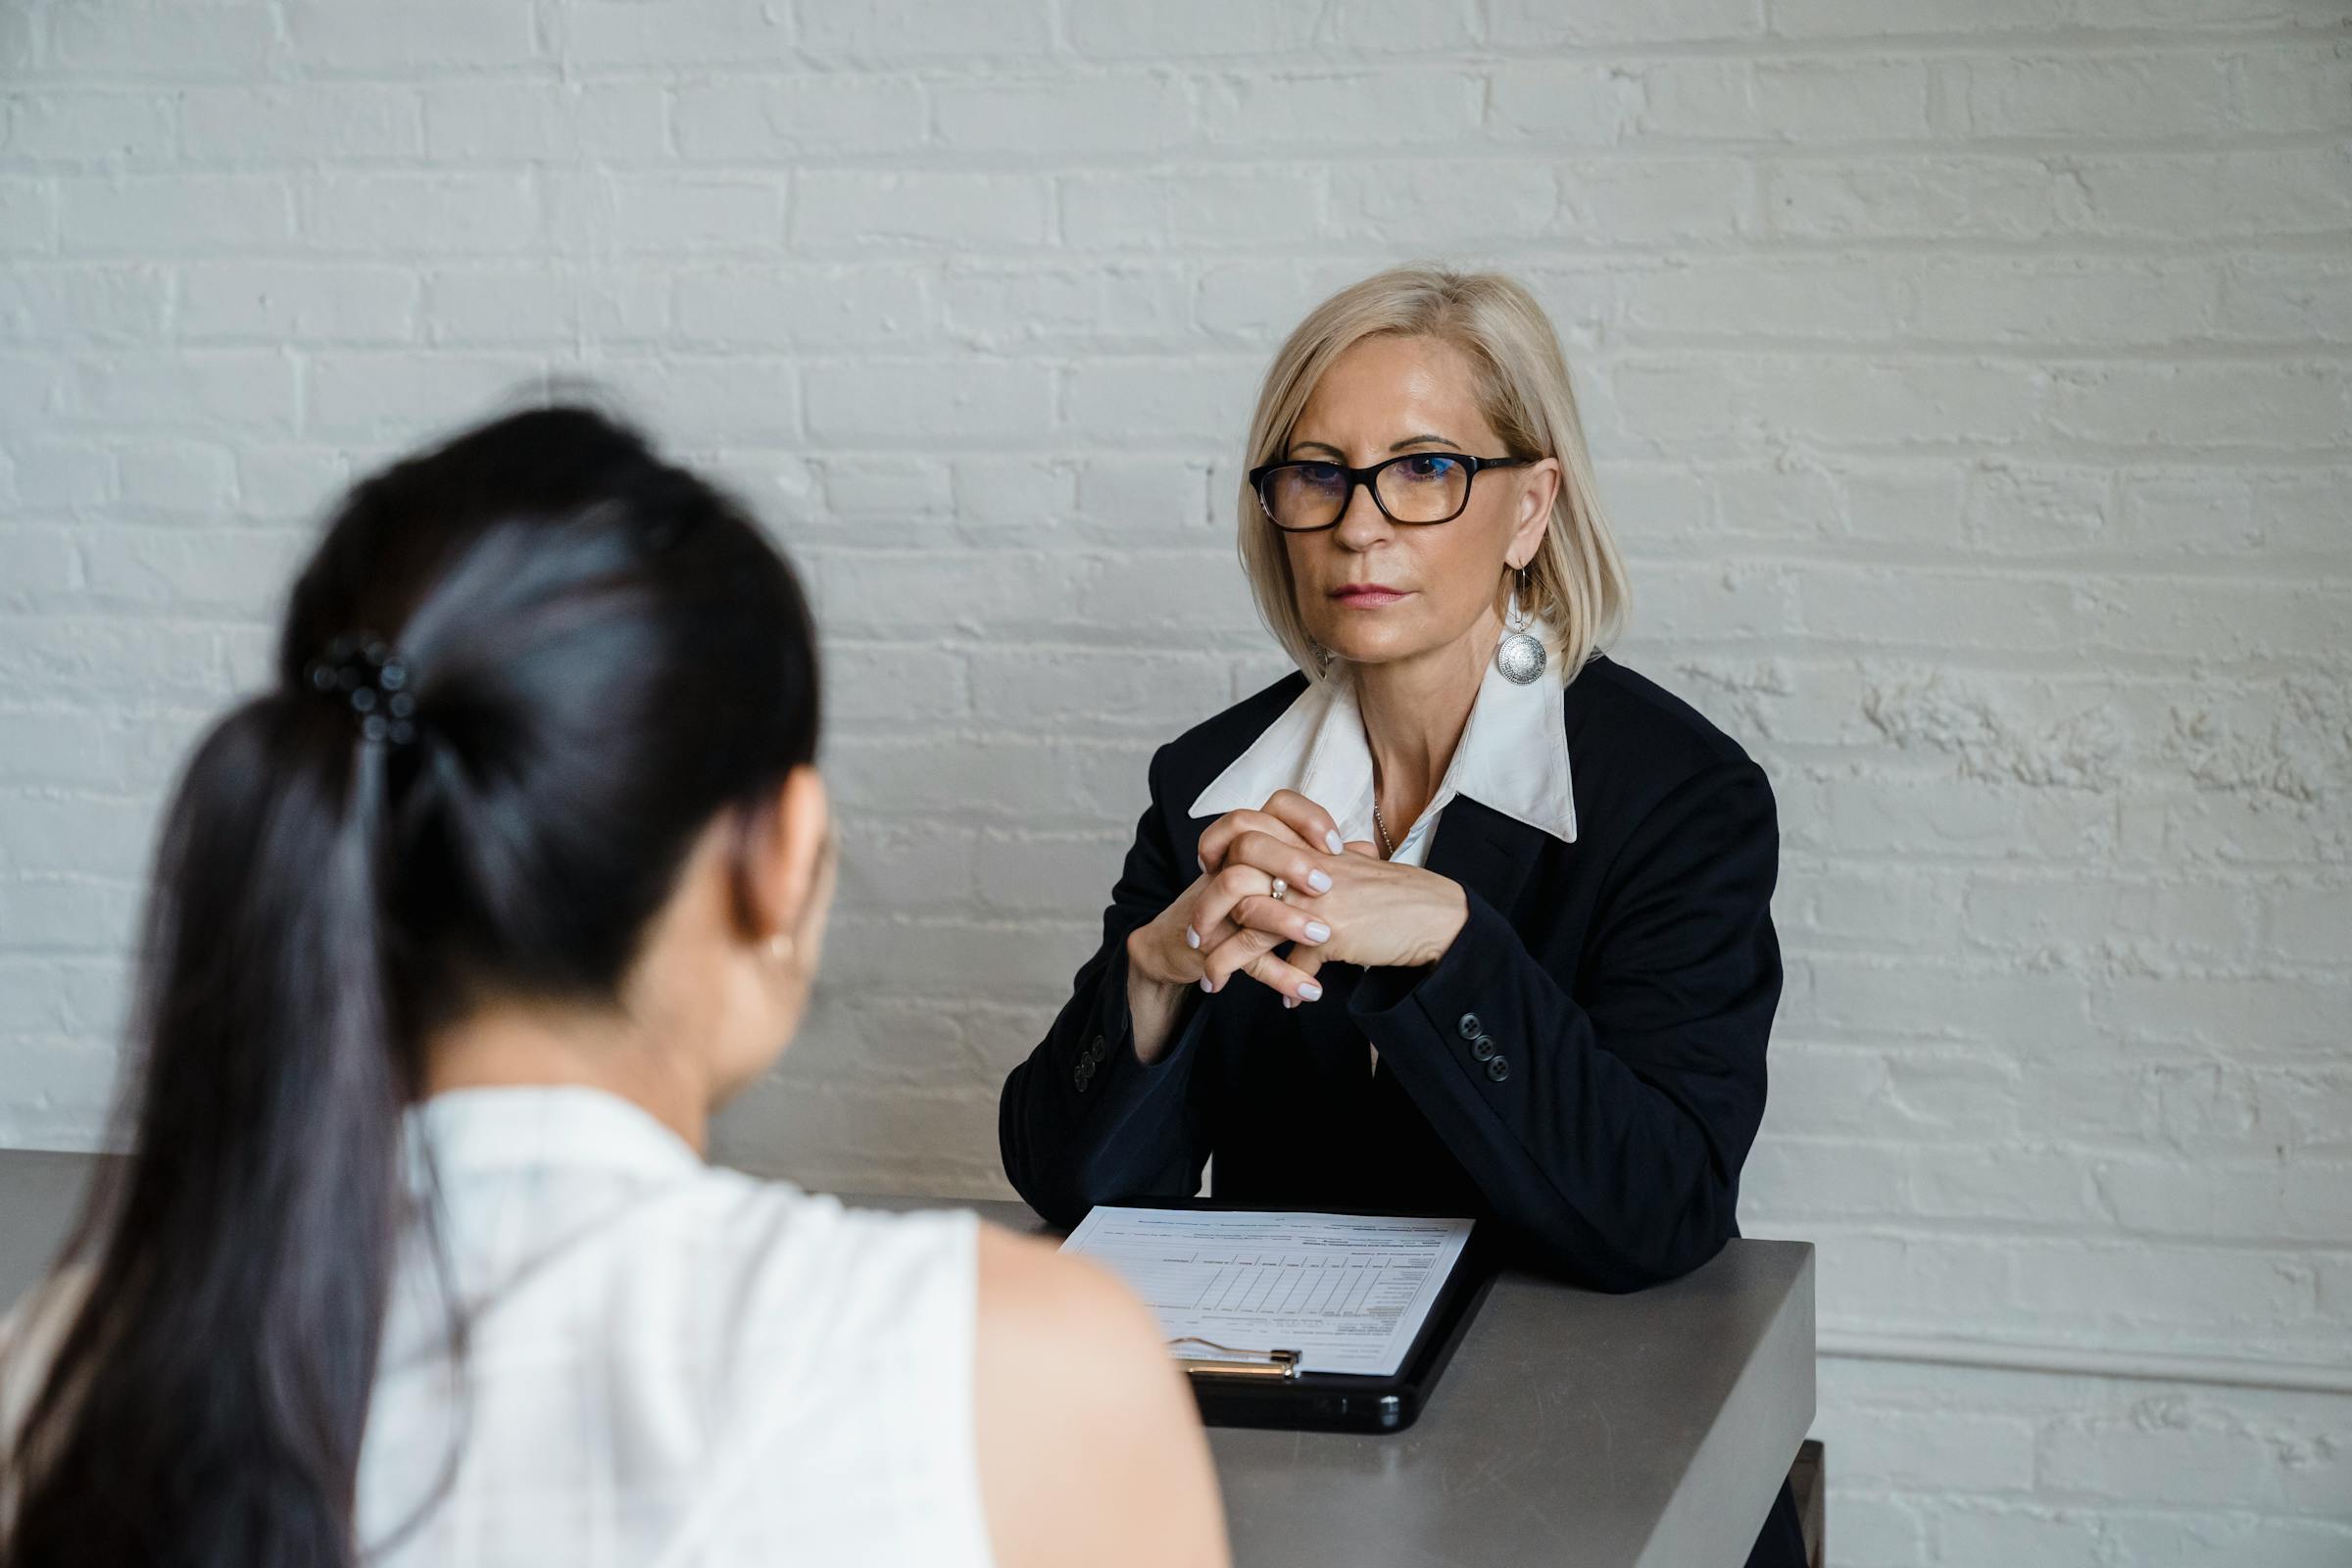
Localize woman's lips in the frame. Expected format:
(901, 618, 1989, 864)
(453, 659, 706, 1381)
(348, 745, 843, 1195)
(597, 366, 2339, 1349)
(1331, 586, 1409, 608)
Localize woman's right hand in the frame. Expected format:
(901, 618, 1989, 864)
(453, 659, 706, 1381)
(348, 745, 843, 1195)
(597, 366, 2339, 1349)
(1122, 791, 1347, 1064)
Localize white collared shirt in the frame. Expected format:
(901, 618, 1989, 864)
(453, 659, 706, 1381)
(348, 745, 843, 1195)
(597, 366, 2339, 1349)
(1190, 625, 1579, 867)
(1189, 626, 1577, 1072)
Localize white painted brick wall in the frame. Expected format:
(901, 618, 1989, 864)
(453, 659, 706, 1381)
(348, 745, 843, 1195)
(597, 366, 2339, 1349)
(2, 2, 2347, 1560)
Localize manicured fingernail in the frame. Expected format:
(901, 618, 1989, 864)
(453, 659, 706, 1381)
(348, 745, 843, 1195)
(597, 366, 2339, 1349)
(1185, 925, 1200, 950)
(1199, 977, 1215, 994)
(1307, 869, 1333, 893)
(1284, 997, 1297, 1009)
(1303, 920, 1331, 943)
(1298, 981, 1323, 1002)
(1325, 830, 1345, 854)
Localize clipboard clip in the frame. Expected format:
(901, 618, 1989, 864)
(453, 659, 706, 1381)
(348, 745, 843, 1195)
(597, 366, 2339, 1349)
(1168, 1337, 1302, 1381)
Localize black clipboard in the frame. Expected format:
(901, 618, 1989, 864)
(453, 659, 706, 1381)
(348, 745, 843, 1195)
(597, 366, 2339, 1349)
(1113, 1198, 1495, 1435)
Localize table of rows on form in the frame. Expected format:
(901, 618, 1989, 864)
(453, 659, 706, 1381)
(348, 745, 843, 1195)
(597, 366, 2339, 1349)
(1149, 1250, 1420, 1319)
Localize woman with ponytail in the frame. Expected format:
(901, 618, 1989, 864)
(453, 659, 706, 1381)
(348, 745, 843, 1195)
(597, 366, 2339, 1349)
(0, 405, 1226, 1568)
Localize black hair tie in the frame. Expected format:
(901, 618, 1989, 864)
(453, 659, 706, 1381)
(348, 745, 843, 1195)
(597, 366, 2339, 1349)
(305, 633, 419, 747)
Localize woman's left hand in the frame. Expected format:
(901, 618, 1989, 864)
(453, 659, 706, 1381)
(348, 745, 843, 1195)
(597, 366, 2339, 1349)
(1192, 833, 1468, 1004)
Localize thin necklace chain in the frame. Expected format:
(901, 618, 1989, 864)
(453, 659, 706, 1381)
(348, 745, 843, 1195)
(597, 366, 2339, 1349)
(1373, 804, 1395, 858)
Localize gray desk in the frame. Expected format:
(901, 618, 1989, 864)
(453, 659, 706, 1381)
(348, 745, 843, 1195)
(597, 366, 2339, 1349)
(0, 1152, 1813, 1567)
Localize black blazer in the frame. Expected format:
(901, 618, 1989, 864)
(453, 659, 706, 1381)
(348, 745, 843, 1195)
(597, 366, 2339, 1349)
(997, 652, 1783, 1293)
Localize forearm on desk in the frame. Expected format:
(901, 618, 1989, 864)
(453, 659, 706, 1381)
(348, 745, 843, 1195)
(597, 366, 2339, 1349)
(1352, 900, 1746, 1289)
(1350, 764, 1781, 1290)
(1001, 944, 1211, 1224)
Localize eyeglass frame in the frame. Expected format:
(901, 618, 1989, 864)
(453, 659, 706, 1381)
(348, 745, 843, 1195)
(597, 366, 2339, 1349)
(1246, 451, 1541, 533)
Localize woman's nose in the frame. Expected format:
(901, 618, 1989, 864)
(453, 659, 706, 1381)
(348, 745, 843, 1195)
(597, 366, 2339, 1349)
(1331, 480, 1393, 550)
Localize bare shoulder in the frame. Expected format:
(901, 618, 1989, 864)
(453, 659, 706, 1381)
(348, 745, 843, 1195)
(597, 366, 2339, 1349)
(973, 1226, 1182, 1422)
(978, 1224, 1152, 1333)
(972, 1224, 1229, 1568)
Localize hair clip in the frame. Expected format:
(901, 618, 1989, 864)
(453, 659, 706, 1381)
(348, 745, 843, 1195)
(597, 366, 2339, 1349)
(305, 632, 419, 747)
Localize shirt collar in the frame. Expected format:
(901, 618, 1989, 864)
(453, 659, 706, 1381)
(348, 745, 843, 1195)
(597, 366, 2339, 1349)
(404, 1085, 704, 1187)
(1189, 625, 1578, 852)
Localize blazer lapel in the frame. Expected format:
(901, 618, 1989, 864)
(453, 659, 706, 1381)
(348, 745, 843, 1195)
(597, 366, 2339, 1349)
(1423, 795, 1544, 927)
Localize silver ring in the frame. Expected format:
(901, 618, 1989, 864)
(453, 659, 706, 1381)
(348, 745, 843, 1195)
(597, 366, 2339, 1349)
(1269, 877, 1289, 904)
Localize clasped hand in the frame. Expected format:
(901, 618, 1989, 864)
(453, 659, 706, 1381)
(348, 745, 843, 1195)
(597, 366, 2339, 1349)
(1125, 789, 1469, 1011)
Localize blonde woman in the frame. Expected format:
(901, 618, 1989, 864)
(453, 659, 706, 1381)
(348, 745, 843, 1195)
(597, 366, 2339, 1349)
(999, 267, 1804, 1564)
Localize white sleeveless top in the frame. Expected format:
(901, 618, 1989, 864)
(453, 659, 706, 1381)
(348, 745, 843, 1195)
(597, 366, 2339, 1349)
(2, 1087, 998, 1568)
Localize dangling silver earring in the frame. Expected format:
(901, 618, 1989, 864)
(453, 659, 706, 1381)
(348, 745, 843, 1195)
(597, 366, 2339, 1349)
(1309, 641, 1336, 679)
(1494, 568, 1547, 686)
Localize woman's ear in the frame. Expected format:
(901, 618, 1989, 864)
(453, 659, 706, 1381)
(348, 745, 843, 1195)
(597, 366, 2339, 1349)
(743, 765, 832, 954)
(1508, 458, 1562, 570)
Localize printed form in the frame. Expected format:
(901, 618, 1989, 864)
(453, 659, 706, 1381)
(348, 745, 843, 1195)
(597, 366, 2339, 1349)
(1060, 1206, 1475, 1376)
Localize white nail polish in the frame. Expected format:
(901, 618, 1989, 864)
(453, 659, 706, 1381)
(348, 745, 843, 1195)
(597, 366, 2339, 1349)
(1326, 830, 1345, 853)
(1307, 869, 1333, 894)
(1185, 926, 1200, 950)
(1303, 920, 1331, 943)
(1298, 981, 1323, 1002)
(1284, 997, 1297, 1009)
(1199, 978, 1214, 994)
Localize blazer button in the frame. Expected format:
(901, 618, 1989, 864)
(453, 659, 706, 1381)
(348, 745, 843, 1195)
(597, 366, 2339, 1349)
(1457, 1012, 1482, 1041)
(1470, 1034, 1498, 1062)
(1074, 1061, 1093, 1092)
(1088, 1034, 1108, 1064)
(1485, 1055, 1511, 1083)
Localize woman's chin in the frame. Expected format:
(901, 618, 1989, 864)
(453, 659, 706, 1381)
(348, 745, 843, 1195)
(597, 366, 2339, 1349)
(1316, 616, 1440, 669)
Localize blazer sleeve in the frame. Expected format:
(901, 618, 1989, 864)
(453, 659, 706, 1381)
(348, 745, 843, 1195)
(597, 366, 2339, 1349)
(1349, 759, 1781, 1292)
(998, 744, 1218, 1228)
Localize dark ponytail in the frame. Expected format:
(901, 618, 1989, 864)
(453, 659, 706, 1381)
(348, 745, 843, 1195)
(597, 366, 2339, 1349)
(2, 405, 821, 1568)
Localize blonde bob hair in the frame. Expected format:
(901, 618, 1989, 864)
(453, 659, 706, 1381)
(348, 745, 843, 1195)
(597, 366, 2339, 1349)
(1236, 265, 1630, 683)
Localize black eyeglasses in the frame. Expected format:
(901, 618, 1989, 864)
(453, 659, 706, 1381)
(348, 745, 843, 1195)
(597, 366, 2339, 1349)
(1248, 452, 1538, 533)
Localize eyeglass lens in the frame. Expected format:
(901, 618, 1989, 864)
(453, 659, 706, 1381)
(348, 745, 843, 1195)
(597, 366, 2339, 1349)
(1260, 455, 1471, 530)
